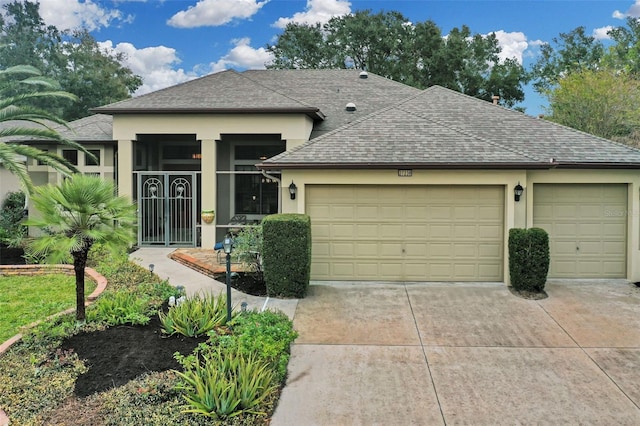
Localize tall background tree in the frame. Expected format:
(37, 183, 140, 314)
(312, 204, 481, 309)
(0, 0, 142, 121)
(529, 19, 640, 146)
(27, 174, 136, 321)
(267, 10, 527, 108)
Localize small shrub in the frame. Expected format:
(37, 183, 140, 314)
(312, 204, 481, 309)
(86, 290, 151, 326)
(0, 190, 26, 247)
(233, 225, 263, 275)
(509, 227, 550, 292)
(225, 310, 298, 384)
(159, 292, 232, 337)
(262, 214, 311, 298)
(175, 348, 277, 420)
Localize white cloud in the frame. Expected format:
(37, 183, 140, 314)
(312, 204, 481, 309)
(209, 38, 274, 72)
(491, 31, 529, 64)
(593, 26, 614, 40)
(0, 0, 133, 31)
(167, 0, 268, 28)
(98, 41, 198, 95)
(613, 0, 640, 19)
(273, 0, 351, 28)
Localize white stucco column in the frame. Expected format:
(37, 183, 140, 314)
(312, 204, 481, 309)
(200, 139, 217, 248)
(117, 140, 133, 200)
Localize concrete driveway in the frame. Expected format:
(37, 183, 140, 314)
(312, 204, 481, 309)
(271, 280, 640, 425)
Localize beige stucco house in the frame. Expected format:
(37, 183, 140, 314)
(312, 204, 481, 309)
(21, 69, 640, 284)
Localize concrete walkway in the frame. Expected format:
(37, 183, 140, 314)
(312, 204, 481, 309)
(272, 280, 640, 425)
(129, 247, 298, 319)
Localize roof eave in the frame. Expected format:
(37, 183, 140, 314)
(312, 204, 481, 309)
(90, 107, 325, 121)
(256, 162, 553, 170)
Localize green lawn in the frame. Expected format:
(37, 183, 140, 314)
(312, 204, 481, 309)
(0, 274, 96, 342)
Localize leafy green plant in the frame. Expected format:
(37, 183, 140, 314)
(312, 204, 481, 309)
(175, 347, 276, 420)
(159, 293, 232, 337)
(86, 290, 151, 326)
(227, 310, 298, 383)
(0, 190, 26, 246)
(233, 225, 263, 274)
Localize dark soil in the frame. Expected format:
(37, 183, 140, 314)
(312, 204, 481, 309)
(60, 315, 207, 397)
(216, 271, 267, 296)
(0, 246, 25, 265)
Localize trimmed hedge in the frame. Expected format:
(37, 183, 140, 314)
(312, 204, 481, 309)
(262, 214, 311, 298)
(508, 227, 550, 292)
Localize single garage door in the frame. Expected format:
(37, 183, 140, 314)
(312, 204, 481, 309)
(533, 183, 627, 278)
(306, 185, 504, 281)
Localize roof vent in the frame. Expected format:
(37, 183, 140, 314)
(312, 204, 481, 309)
(359, 71, 368, 79)
(345, 102, 356, 112)
(492, 95, 500, 105)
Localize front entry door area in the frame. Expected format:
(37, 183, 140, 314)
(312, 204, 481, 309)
(138, 172, 197, 246)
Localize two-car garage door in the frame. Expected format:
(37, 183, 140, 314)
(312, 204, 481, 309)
(307, 185, 504, 281)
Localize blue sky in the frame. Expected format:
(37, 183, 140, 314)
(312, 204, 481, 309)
(3, 0, 639, 115)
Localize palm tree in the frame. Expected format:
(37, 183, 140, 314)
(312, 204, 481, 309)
(0, 65, 92, 192)
(27, 174, 136, 320)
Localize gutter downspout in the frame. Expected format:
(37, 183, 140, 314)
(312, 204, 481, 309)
(261, 170, 282, 213)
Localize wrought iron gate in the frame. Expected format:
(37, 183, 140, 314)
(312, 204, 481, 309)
(138, 173, 196, 246)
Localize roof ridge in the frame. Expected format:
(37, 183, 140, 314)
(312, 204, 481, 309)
(539, 115, 640, 155)
(396, 97, 542, 163)
(96, 71, 237, 110)
(423, 85, 640, 157)
(264, 87, 426, 163)
(239, 70, 319, 110)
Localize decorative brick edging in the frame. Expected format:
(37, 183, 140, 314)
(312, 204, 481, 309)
(0, 265, 108, 356)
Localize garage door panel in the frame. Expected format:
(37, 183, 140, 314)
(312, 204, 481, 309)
(405, 243, 428, 256)
(332, 224, 356, 238)
(379, 242, 402, 257)
(453, 206, 476, 219)
(479, 264, 502, 280)
(405, 224, 428, 238)
(429, 243, 454, 258)
(454, 244, 477, 257)
(533, 184, 627, 279)
(332, 242, 355, 256)
(307, 185, 504, 281)
(356, 224, 378, 238)
(453, 264, 476, 280)
(430, 206, 453, 219)
(430, 224, 454, 239)
(454, 225, 477, 238)
(332, 206, 356, 220)
(478, 206, 503, 218)
(479, 243, 502, 258)
(313, 242, 330, 256)
(380, 224, 403, 237)
(478, 224, 502, 239)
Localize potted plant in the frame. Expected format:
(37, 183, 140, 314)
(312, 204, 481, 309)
(201, 209, 215, 224)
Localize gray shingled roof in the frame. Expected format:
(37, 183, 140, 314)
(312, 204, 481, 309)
(93, 69, 421, 137)
(260, 85, 640, 169)
(0, 114, 113, 143)
(242, 69, 421, 138)
(92, 69, 323, 119)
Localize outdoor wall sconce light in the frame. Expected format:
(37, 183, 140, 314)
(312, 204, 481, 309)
(289, 181, 297, 200)
(514, 183, 524, 202)
(223, 235, 234, 322)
